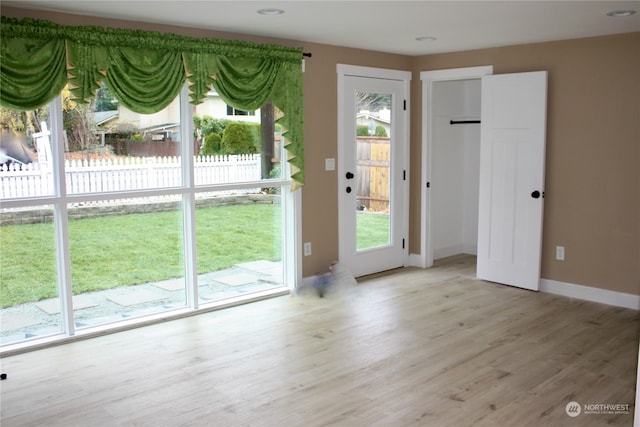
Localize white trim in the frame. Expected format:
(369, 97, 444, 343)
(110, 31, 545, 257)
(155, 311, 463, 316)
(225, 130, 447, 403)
(180, 84, 199, 309)
(419, 66, 493, 269)
(419, 66, 494, 82)
(336, 64, 411, 277)
(337, 64, 411, 81)
(287, 185, 302, 291)
(2, 86, 298, 352)
(50, 95, 75, 336)
(408, 253, 427, 268)
(636, 343, 640, 427)
(540, 279, 640, 310)
(300, 274, 318, 290)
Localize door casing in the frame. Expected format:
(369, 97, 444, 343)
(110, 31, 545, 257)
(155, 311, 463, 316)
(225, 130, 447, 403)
(337, 64, 411, 277)
(420, 66, 494, 268)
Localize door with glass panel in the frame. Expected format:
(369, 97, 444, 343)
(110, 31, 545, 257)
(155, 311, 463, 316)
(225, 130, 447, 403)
(338, 69, 408, 277)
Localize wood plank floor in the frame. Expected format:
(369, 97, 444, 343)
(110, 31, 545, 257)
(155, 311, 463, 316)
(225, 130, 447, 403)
(1, 255, 638, 426)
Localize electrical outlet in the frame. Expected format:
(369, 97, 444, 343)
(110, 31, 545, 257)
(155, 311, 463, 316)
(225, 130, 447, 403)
(556, 246, 565, 261)
(304, 242, 312, 256)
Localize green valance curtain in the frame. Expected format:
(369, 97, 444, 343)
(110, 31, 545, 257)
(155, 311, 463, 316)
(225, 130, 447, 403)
(0, 16, 304, 188)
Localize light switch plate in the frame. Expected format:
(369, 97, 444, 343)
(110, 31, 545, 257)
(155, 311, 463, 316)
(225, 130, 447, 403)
(325, 158, 336, 171)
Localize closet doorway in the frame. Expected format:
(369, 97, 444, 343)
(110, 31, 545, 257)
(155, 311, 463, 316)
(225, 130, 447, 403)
(421, 66, 548, 291)
(420, 66, 492, 267)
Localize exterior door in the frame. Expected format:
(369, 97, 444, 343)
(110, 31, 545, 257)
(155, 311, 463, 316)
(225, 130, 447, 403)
(477, 71, 548, 290)
(337, 66, 409, 277)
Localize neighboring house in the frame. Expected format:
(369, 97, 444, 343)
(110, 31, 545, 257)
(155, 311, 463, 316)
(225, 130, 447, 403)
(356, 108, 390, 136)
(195, 89, 260, 124)
(94, 89, 261, 144)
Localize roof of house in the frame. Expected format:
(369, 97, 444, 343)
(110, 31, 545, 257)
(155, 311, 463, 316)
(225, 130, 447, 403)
(93, 110, 119, 126)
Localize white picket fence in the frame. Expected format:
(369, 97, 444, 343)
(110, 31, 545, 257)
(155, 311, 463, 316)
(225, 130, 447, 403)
(0, 155, 262, 199)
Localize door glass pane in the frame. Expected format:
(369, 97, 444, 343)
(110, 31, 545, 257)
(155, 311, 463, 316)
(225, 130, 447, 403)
(68, 196, 186, 329)
(355, 91, 391, 250)
(1, 205, 62, 345)
(1, 105, 53, 199)
(65, 86, 182, 194)
(195, 189, 284, 303)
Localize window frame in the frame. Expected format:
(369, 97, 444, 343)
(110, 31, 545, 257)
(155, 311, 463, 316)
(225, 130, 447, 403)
(1, 84, 299, 352)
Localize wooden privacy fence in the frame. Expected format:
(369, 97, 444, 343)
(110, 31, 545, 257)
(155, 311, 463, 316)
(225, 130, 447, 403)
(0, 155, 261, 199)
(357, 136, 390, 212)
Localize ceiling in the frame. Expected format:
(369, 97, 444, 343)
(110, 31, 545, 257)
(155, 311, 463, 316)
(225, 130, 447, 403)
(3, 1, 639, 55)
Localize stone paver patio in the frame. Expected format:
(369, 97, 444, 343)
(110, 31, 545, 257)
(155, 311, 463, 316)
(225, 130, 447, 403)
(0, 260, 284, 346)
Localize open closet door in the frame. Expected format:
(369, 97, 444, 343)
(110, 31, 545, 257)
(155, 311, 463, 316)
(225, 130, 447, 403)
(476, 71, 547, 291)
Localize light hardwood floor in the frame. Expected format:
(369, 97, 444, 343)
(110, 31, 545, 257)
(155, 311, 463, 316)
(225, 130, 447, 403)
(1, 255, 638, 426)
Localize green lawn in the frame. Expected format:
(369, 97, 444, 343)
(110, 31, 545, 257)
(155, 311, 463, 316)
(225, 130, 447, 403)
(0, 203, 280, 308)
(0, 206, 389, 308)
(357, 211, 390, 250)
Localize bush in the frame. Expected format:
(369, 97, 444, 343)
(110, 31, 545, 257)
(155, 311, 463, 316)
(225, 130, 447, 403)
(194, 115, 230, 140)
(221, 122, 259, 154)
(201, 133, 221, 155)
(269, 163, 281, 179)
(357, 125, 370, 136)
(374, 125, 388, 137)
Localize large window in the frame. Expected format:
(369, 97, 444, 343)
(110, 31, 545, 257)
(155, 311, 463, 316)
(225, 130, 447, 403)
(0, 86, 295, 349)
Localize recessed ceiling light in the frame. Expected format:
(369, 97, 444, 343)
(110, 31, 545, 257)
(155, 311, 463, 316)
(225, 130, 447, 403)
(416, 36, 437, 42)
(257, 8, 284, 15)
(606, 9, 636, 17)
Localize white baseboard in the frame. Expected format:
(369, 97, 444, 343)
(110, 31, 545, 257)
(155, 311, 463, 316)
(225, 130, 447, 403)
(304, 265, 639, 311)
(433, 245, 463, 260)
(540, 279, 640, 310)
(300, 275, 317, 289)
(408, 253, 427, 268)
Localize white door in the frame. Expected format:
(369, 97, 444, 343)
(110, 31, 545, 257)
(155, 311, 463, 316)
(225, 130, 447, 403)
(337, 67, 409, 277)
(477, 71, 548, 290)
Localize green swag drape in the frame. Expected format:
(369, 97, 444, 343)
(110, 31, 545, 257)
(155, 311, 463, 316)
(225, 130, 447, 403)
(0, 16, 305, 188)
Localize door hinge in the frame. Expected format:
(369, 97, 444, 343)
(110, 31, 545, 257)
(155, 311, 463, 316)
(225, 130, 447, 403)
(403, 100, 407, 111)
(402, 238, 405, 249)
(403, 170, 406, 181)
(426, 182, 430, 188)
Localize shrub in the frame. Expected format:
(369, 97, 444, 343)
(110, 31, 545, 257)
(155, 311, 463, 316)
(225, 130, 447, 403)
(221, 122, 259, 154)
(201, 133, 221, 155)
(269, 163, 281, 179)
(194, 115, 230, 140)
(357, 125, 370, 136)
(375, 125, 388, 137)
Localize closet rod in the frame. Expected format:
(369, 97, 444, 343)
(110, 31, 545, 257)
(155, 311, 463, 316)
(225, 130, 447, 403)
(450, 120, 480, 125)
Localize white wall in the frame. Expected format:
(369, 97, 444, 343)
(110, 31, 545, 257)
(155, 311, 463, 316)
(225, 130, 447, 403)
(431, 79, 481, 259)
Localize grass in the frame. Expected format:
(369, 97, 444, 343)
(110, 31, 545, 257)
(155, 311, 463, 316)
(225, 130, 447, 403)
(357, 211, 390, 250)
(0, 206, 389, 308)
(0, 203, 280, 308)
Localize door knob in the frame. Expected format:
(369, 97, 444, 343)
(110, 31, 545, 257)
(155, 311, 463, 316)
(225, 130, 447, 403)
(531, 190, 541, 199)
(346, 172, 354, 179)
(346, 186, 352, 193)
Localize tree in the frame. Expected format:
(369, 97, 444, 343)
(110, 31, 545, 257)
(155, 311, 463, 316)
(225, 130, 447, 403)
(94, 82, 118, 112)
(0, 107, 48, 139)
(260, 101, 275, 179)
(356, 92, 391, 112)
(62, 87, 96, 154)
